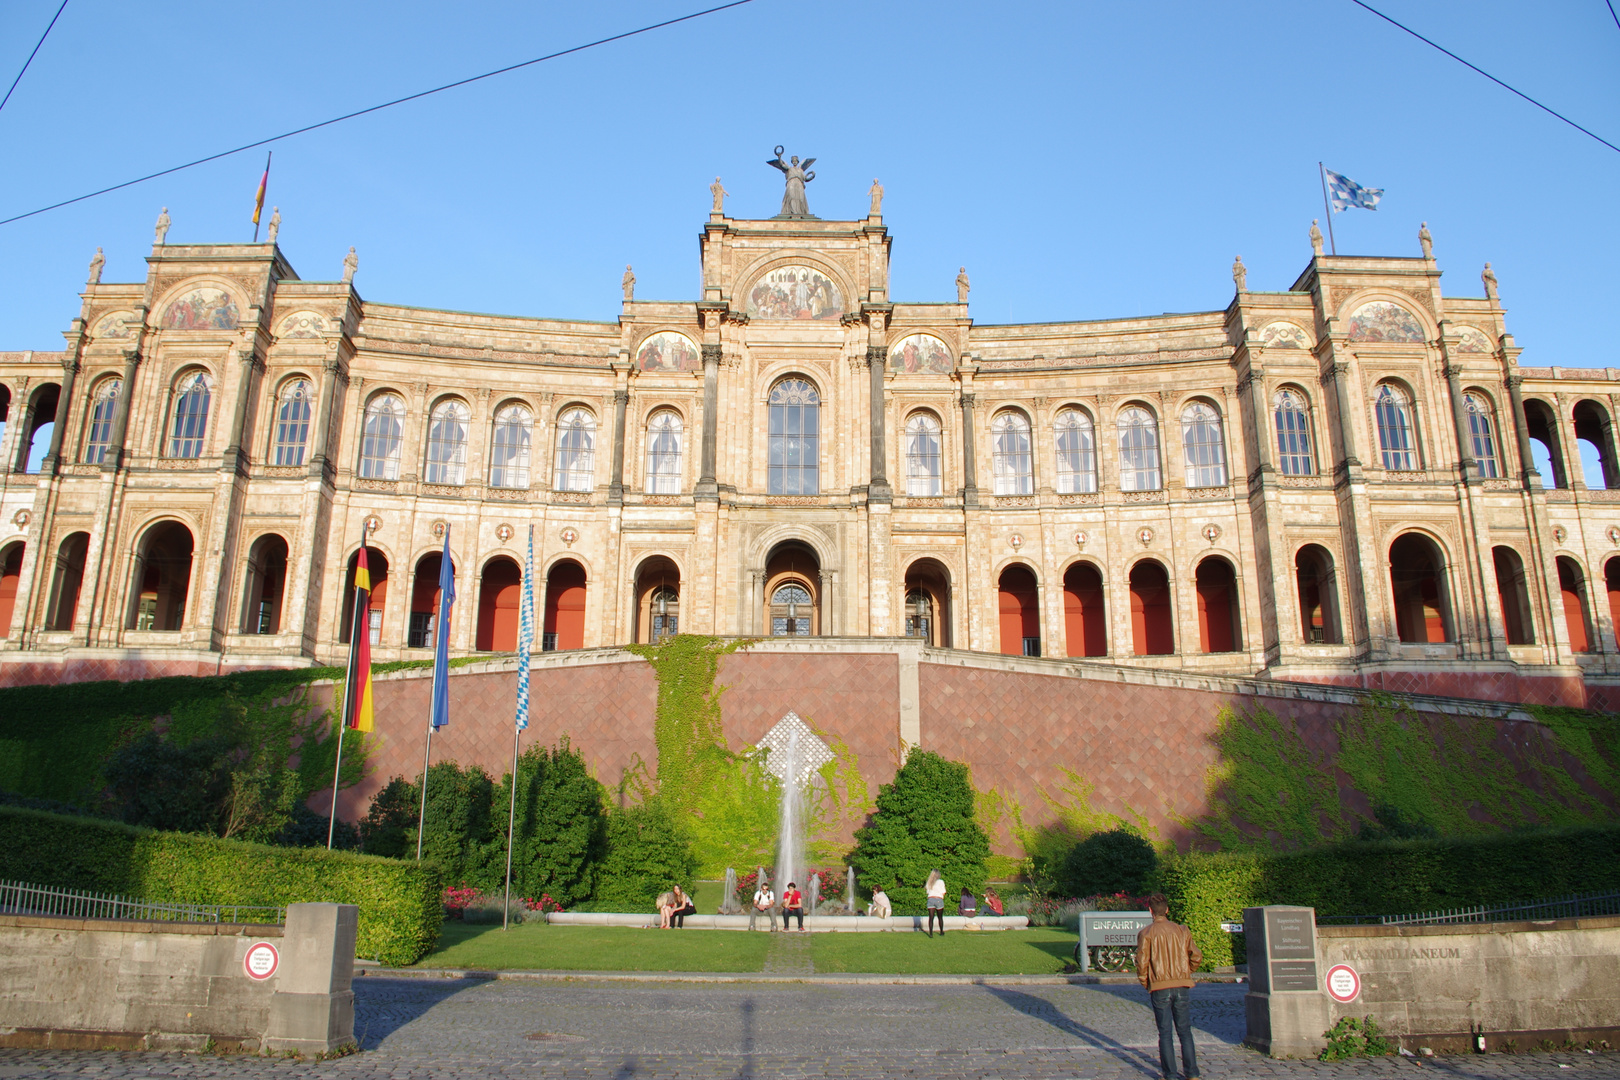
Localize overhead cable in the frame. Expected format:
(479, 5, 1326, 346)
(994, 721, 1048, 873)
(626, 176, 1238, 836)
(0, 0, 756, 227)
(0, 0, 70, 115)
(1348, 0, 1619, 155)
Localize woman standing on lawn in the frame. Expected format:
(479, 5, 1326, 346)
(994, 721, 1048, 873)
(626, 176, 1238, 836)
(925, 870, 947, 936)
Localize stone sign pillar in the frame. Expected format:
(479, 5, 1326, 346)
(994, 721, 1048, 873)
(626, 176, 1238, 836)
(263, 902, 358, 1054)
(1243, 905, 1327, 1058)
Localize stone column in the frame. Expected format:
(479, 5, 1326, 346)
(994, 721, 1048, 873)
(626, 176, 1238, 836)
(608, 388, 629, 505)
(103, 348, 143, 473)
(959, 392, 979, 506)
(696, 345, 721, 501)
(1442, 361, 1477, 482)
(1323, 362, 1360, 470)
(1243, 366, 1273, 476)
(1505, 375, 1538, 485)
(306, 353, 344, 481)
(819, 568, 836, 636)
(221, 346, 260, 473)
(41, 357, 80, 476)
(867, 347, 891, 503)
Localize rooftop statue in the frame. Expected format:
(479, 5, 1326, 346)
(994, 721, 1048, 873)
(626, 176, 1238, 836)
(154, 207, 171, 246)
(956, 266, 970, 303)
(1309, 219, 1324, 257)
(87, 247, 104, 286)
(767, 146, 816, 218)
(342, 246, 358, 284)
(710, 177, 729, 214)
(869, 178, 883, 217)
(622, 264, 635, 301)
(1419, 221, 1433, 259)
(1232, 255, 1247, 292)
(267, 207, 281, 244)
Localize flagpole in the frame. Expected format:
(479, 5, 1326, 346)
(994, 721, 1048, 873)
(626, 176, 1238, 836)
(418, 523, 453, 860)
(503, 524, 535, 931)
(502, 722, 519, 930)
(328, 529, 367, 850)
(1317, 162, 1337, 256)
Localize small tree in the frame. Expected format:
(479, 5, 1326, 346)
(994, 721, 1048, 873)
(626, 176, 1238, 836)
(418, 761, 498, 891)
(500, 739, 607, 907)
(359, 776, 421, 858)
(1058, 828, 1157, 898)
(592, 799, 694, 910)
(850, 750, 989, 913)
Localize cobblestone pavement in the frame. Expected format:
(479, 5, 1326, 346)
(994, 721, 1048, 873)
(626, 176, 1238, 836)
(2, 975, 1615, 1079)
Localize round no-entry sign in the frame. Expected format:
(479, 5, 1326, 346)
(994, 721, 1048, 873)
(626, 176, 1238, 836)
(1325, 963, 1360, 1003)
(244, 941, 280, 981)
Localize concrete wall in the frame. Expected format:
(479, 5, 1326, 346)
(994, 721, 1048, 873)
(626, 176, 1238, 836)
(0, 903, 356, 1054)
(1319, 916, 1620, 1053)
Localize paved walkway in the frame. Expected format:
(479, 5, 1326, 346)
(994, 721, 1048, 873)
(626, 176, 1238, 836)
(2, 975, 1613, 1079)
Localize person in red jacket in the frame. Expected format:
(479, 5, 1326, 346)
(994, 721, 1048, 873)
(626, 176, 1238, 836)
(782, 882, 806, 931)
(1135, 894, 1203, 1080)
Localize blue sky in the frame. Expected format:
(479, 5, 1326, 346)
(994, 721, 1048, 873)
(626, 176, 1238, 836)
(0, 0, 1615, 371)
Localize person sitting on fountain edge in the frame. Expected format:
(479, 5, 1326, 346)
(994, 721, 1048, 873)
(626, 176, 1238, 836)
(669, 884, 696, 929)
(958, 886, 976, 918)
(751, 880, 776, 932)
(925, 870, 947, 936)
(868, 886, 892, 919)
(782, 881, 806, 932)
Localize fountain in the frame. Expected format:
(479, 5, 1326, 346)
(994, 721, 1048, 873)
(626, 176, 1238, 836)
(773, 729, 807, 909)
(847, 865, 856, 913)
(720, 867, 741, 914)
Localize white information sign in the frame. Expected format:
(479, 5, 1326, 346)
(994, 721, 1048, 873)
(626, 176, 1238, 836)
(244, 941, 280, 981)
(1325, 962, 1360, 1003)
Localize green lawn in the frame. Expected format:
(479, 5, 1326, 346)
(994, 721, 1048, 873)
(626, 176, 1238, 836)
(415, 922, 1078, 975)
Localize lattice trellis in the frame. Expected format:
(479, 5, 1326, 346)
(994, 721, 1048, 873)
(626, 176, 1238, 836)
(755, 711, 834, 786)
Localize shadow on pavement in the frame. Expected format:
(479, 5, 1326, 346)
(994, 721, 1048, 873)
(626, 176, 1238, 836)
(353, 974, 492, 1047)
(1085, 981, 1247, 1045)
(981, 984, 1160, 1078)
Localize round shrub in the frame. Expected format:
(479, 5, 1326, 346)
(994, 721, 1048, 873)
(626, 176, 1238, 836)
(1060, 828, 1157, 898)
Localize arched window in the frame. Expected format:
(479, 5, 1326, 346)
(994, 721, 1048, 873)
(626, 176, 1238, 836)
(83, 379, 121, 464)
(272, 379, 311, 466)
(904, 588, 933, 639)
(1054, 408, 1096, 493)
(991, 411, 1033, 495)
(1117, 406, 1162, 491)
(1181, 401, 1227, 487)
(424, 399, 470, 485)
(649, 586, 680, 642)
(768, 379, 820, 495)
(168, 372, 212, 459)
(770, 582, 812, 636)
(905, 412, 942, 496)
(553, 407, 597, 492)
(488, 402, 532, 488)
(1375, 384, 1417, 471)
(358, 394, 405, 479)
(645, 410, 683, 494)
(1273, 389, 1314, 475)
(1464, 393, 1499, 479)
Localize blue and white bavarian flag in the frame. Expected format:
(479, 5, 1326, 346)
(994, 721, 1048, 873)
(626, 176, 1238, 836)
(1325, 168, 1383, 212)
(429, 526, 455, 731)
(515, 526, 534, 732)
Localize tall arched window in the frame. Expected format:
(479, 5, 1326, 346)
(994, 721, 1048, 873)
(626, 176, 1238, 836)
(1273, 389, 1314, 475)
(359, 393, 404, 479)
(1054, 408, 1096, 493)
(1464, 393, 1499, 479)
(489, 402, 532, 488)
(424, 399, 470, 485)
(1181, 401, 1227, 487)
(272, 379, 311, 466)
(905, 412, 942, 496)
(83, 379, 120, 464)
(1117, 406, 1162, 491)
(768, 379, 820, 495)
(904, 588, 933, 639)
(991, 411, 1033, 495)
(1375, 384, 1417, 471)
(553, 407, 597, 492)
(645, 410, 683, 494)
(168, 372, 212, 459)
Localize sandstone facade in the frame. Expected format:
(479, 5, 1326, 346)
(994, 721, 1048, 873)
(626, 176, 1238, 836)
(2, 201, 1619, 705)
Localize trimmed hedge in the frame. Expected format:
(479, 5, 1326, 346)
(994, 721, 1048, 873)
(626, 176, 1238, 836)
(0, 805, 443, 966)
(1158, 825, 1620, 970)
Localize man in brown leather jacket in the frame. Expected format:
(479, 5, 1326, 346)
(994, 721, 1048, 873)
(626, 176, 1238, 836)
(1135, 894, 1202, 1080)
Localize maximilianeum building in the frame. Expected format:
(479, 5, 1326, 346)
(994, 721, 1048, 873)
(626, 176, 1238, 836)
(3, 184, 1620, 708)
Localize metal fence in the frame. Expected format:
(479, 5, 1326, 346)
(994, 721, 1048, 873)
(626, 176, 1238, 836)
(0, 879, 284, 925)
(1316, 891, 1620, 927)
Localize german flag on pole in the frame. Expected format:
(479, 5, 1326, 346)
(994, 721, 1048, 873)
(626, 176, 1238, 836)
(252, 151, 271, 227)
(345, 545, 375, 732)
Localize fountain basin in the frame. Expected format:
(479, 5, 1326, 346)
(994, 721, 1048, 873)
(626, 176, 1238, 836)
(545, 913, 1030, 932)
